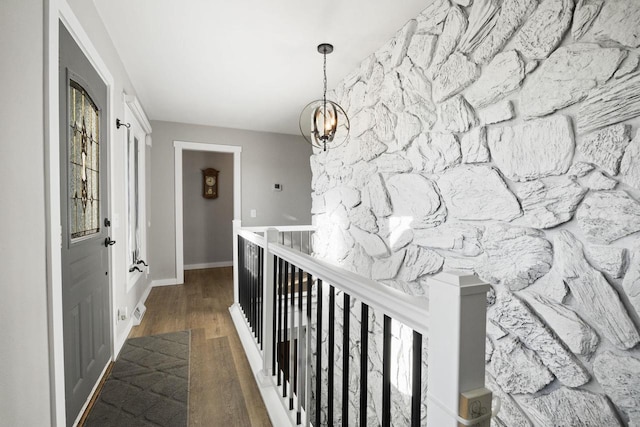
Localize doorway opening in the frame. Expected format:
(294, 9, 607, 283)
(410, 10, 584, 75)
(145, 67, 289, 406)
(182, 150, 234, 271)
(174, 141, 241, 284)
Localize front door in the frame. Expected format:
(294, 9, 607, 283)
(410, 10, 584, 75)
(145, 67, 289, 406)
(59, 23, 112, 426)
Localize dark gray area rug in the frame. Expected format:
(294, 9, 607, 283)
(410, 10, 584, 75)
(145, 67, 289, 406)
(85, 331, 190, 427)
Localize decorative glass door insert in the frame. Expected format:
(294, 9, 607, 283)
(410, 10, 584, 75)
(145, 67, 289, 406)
(69, 80, 100, 239)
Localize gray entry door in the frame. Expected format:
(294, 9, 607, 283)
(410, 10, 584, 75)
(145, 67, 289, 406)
(59, 23, 111, 426)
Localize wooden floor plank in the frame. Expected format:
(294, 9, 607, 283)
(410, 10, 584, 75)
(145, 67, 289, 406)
(202, 336, 252, 426)
(129, 267, 272, 426)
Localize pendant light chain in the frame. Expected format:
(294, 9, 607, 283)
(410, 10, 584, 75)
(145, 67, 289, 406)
(323, 50, 328, 151)
(323, 49, 327, 106)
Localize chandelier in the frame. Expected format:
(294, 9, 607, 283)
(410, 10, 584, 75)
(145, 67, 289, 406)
(299, 43, 350, 151)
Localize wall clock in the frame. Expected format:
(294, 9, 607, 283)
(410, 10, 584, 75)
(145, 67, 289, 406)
(202, 168, 219, 199)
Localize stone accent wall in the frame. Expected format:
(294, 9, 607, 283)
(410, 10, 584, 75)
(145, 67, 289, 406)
(310, 0, 640, 425)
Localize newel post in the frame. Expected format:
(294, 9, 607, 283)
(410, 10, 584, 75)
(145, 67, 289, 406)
(232, 219, 242, 307)
(427, 271, 492, 427)
(261, 228, 279, 377)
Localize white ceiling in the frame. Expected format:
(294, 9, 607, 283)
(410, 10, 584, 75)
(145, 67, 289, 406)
(92, 0, 428, 135)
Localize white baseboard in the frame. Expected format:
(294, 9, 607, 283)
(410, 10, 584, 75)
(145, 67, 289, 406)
(229, 304, 297, 427)
(151, 278, 179, 287)
(140, 282, 153, 305)
(184, 261, 233, 270)
(115, 318, 134, 357)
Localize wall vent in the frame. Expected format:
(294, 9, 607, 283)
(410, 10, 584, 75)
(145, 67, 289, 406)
(132, 303, 147, 326)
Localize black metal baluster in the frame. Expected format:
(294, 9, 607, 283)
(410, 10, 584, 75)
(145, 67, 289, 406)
(255, 244, 259, 335)
(283, 261, 289, 398)
(328, 285, 335, 426)
(277, 257, 283, 386)
(239, 236, 245, 315)
(305, 272, 313, 423)
(359, 303, 369, 427)
(246, 241, 250, 324)
(262, 247, 265, 346)
(258, 245, 263, 347)
(247, 242, 251, 327)
(252, 243, 257, 333)
(237, 236, 242, 312)
(245, 240, 249, 316)
(412, 331, 422, 427)
(289, 264, 296, 409)
(342, 293, 350, 426)
(382, 315, 391, 427)
(256, 245, 260, 345)
(248, 242, 253, 329)
(272, 254, 277, 376)
(315, 279, 323, 427)
(257, 245, 261, 345)
(296, 266, 304, 425)
(294, 341, 299, 416)
(244, 239, 249, 317)
(251, 243, 258, 336)
(250, 242, 255, 333)
(253, 243, 257, 334)
(293, 268, 303, 424)
(238, 236, 242, 313)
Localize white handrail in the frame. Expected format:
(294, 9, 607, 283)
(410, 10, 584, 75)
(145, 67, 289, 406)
(269, 242, 430, 337)
(241, 225, 316, 233)
(237, 228, 266, 247)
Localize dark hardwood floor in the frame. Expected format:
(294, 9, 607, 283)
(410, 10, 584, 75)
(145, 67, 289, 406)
(129, 267, 272, 427)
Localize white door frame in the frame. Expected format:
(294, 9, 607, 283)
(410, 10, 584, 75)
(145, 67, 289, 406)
(45, 1, 117, 425)
(174, 141, 242, 285)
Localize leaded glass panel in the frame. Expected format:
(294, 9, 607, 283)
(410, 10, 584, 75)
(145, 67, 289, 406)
(69, 80, 100, 239)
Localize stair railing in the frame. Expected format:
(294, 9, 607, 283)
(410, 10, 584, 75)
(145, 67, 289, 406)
(230, 220, 492, 427)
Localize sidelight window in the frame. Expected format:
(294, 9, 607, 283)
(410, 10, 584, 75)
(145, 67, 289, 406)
(127, 132, 142, 266)
(124, 96, 151, 288)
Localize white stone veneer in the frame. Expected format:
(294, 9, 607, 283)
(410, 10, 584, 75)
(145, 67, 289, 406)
(310, 0, 640, 425)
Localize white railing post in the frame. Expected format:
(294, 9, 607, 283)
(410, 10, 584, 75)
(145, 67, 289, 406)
(261, 228, 278, 378)
(427, 271, 492, 427)
(232, 219, 242, 307)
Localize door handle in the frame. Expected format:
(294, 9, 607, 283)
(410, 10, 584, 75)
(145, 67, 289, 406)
(104, 237, 116, 247)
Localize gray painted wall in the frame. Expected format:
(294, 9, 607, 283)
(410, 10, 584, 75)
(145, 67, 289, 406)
(182, 151, 234, 266)
(0, 0, 52, 425)
(149, 120, 313, 281)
